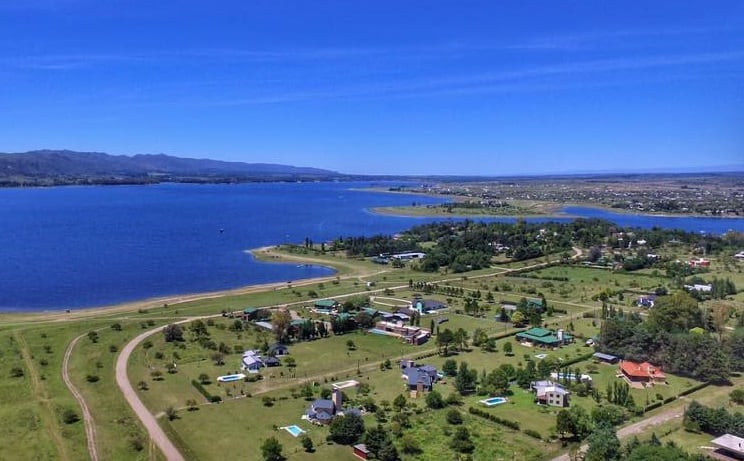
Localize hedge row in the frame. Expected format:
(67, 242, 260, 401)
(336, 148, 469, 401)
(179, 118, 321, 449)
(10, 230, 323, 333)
(468, 406, 520, 430)
(642, 382, 709, 413)
(559, 352, 595, 367)
(191, 380, 222, 403)
(678, 382, 709, 397)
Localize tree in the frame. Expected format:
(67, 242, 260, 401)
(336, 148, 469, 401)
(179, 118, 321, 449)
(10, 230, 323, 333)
(329, 413, 365, 445)
(87, 331, 99, 343)
(210, 352, 225, 366)
(186, 399, 198, 411)
(110, 323, 122, 331)
(455, 361, 477, 395)
(503, 341, 513, 356)
(198, 373, 211, 385)
(510, 310, 527, 326)
(425, 390, 445, 409)
(437, 328, 455, 355)
(261, 437, 285, 461)
(449, 427, 475, 453)
(584, 424, 621, 461)
(648, 292, 704, 332)
(400, 434, 422, 455)
(364, 425, 391, 458)
(442, 359, 458, 377)
(162, 324, 184, 342)
(393, 394, 407, 412)
(165, 406, 178, 421)
(301, 436, 314, 453)
(137, 380, 149, 391)
(271, 310, 292, 343)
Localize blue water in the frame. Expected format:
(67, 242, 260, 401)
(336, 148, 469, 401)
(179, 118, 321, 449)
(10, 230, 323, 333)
(481, 397, 507, 406)
(1, 182, 742, 311)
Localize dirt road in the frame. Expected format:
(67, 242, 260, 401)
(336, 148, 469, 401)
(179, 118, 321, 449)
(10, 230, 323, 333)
(115, 325, 191, 461)
(62, 332, 98, 461)
(549, 407, 684, 461)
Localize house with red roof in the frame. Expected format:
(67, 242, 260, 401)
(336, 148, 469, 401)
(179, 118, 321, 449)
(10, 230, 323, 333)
(619, 360, 666, 386)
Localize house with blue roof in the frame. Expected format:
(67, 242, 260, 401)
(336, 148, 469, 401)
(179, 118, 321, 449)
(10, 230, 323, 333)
(402, 364, 439, 393)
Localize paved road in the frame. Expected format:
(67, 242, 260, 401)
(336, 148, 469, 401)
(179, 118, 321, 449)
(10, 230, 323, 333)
(549, 407, 684, 461)
(62, 332, 98, 461)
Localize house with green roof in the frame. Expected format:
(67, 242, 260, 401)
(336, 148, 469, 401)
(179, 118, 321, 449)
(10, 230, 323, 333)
(516, 327, 572, 348)
(313, 299, 339, 311)
(242, 307, 264, 321)
(526, 298, 544, 311)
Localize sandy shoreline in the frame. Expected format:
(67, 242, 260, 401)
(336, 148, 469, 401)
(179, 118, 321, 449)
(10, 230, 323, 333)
(0, 245, 340, 323)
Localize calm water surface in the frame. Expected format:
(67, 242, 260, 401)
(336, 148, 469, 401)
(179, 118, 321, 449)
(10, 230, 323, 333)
(1, 182, 742, 311)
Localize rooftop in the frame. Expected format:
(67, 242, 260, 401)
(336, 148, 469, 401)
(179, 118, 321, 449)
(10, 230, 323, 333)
(711, 434, 744, 455)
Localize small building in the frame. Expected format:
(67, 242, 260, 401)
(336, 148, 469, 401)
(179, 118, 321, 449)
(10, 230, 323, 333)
(735, 251, 744, 260)
(242, 307, 261, 320)
(688, 258, 710, 268)
(711, 434, 744, 460)
(353, 444, 370, 460)
(516, 327, 572, 348)
(412, 299, 447, 314)
(263, 357, 281, 367)
(527, 298, 544, 311)
(636, 295, 656, 308)
(619, 360, 666, 385)
(268, 343, 289, 357)
(684, 283, 713, 293)
(532, 380, 570, 407)
(314, 299, 339, 311)
(390, 252, 426, 261)
(593, 352, 620, 364)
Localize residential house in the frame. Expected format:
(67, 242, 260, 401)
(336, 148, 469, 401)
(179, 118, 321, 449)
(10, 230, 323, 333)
(636, 295, 656, 308)
(390, 252, 426, 261)
(411, 299, 447, 314)
(263, 357, 281, 367)
(314, 299, 339, 311)
(241, 350, 264, 372)
(402, 364, 439, 394)
(688, 258, 710, 268)
(516, 328, 572, 348)
(710, 434, 744, 460)
(374, 320, 430, 345)
(306, 388, 346, 424)
(619, 360, 666, 385)
(531, 380, 570, 407)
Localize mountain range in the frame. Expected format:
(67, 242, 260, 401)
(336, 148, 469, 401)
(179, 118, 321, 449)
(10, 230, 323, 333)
(0, 150, 341, 186)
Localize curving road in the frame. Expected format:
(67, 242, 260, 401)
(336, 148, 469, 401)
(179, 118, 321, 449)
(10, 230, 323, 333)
(62, 332, 97, 461)
(115, 324, 191, 461)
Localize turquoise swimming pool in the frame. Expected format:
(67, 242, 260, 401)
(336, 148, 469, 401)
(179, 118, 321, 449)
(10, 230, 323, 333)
(284, 425, 305, 437)
(480, 397, 507, 406)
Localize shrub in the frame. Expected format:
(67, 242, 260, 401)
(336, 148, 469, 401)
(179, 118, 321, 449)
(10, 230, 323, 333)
(61, 409, 80, 424)
(86, 374, 100, 383)
(523, 429, 541, 440)
(446, 409, 463, 425)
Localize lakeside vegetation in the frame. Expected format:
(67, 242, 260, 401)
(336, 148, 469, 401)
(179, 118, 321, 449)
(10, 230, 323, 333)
(0, 218, 743, 460)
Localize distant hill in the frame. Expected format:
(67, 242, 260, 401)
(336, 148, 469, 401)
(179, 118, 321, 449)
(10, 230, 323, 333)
(0, 150, 341, 186)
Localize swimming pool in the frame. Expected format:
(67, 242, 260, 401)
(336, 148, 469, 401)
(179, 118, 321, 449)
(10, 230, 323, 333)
(369, 328, 395, 336)
(283, 425, 305, 437)
(480, 397, 507, 406)
(216, 373, 246, 383)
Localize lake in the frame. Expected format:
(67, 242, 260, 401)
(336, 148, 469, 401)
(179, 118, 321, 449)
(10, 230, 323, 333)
(1, 182, 742, 311)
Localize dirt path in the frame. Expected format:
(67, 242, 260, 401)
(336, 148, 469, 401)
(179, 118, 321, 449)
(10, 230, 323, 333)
(62, 332, 99, 461)
(549, 407, 684, 461)
(16, 332, 70, 461)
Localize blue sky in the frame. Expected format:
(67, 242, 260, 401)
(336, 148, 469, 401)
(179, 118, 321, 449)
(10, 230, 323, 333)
(0, 1, 742, 175)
